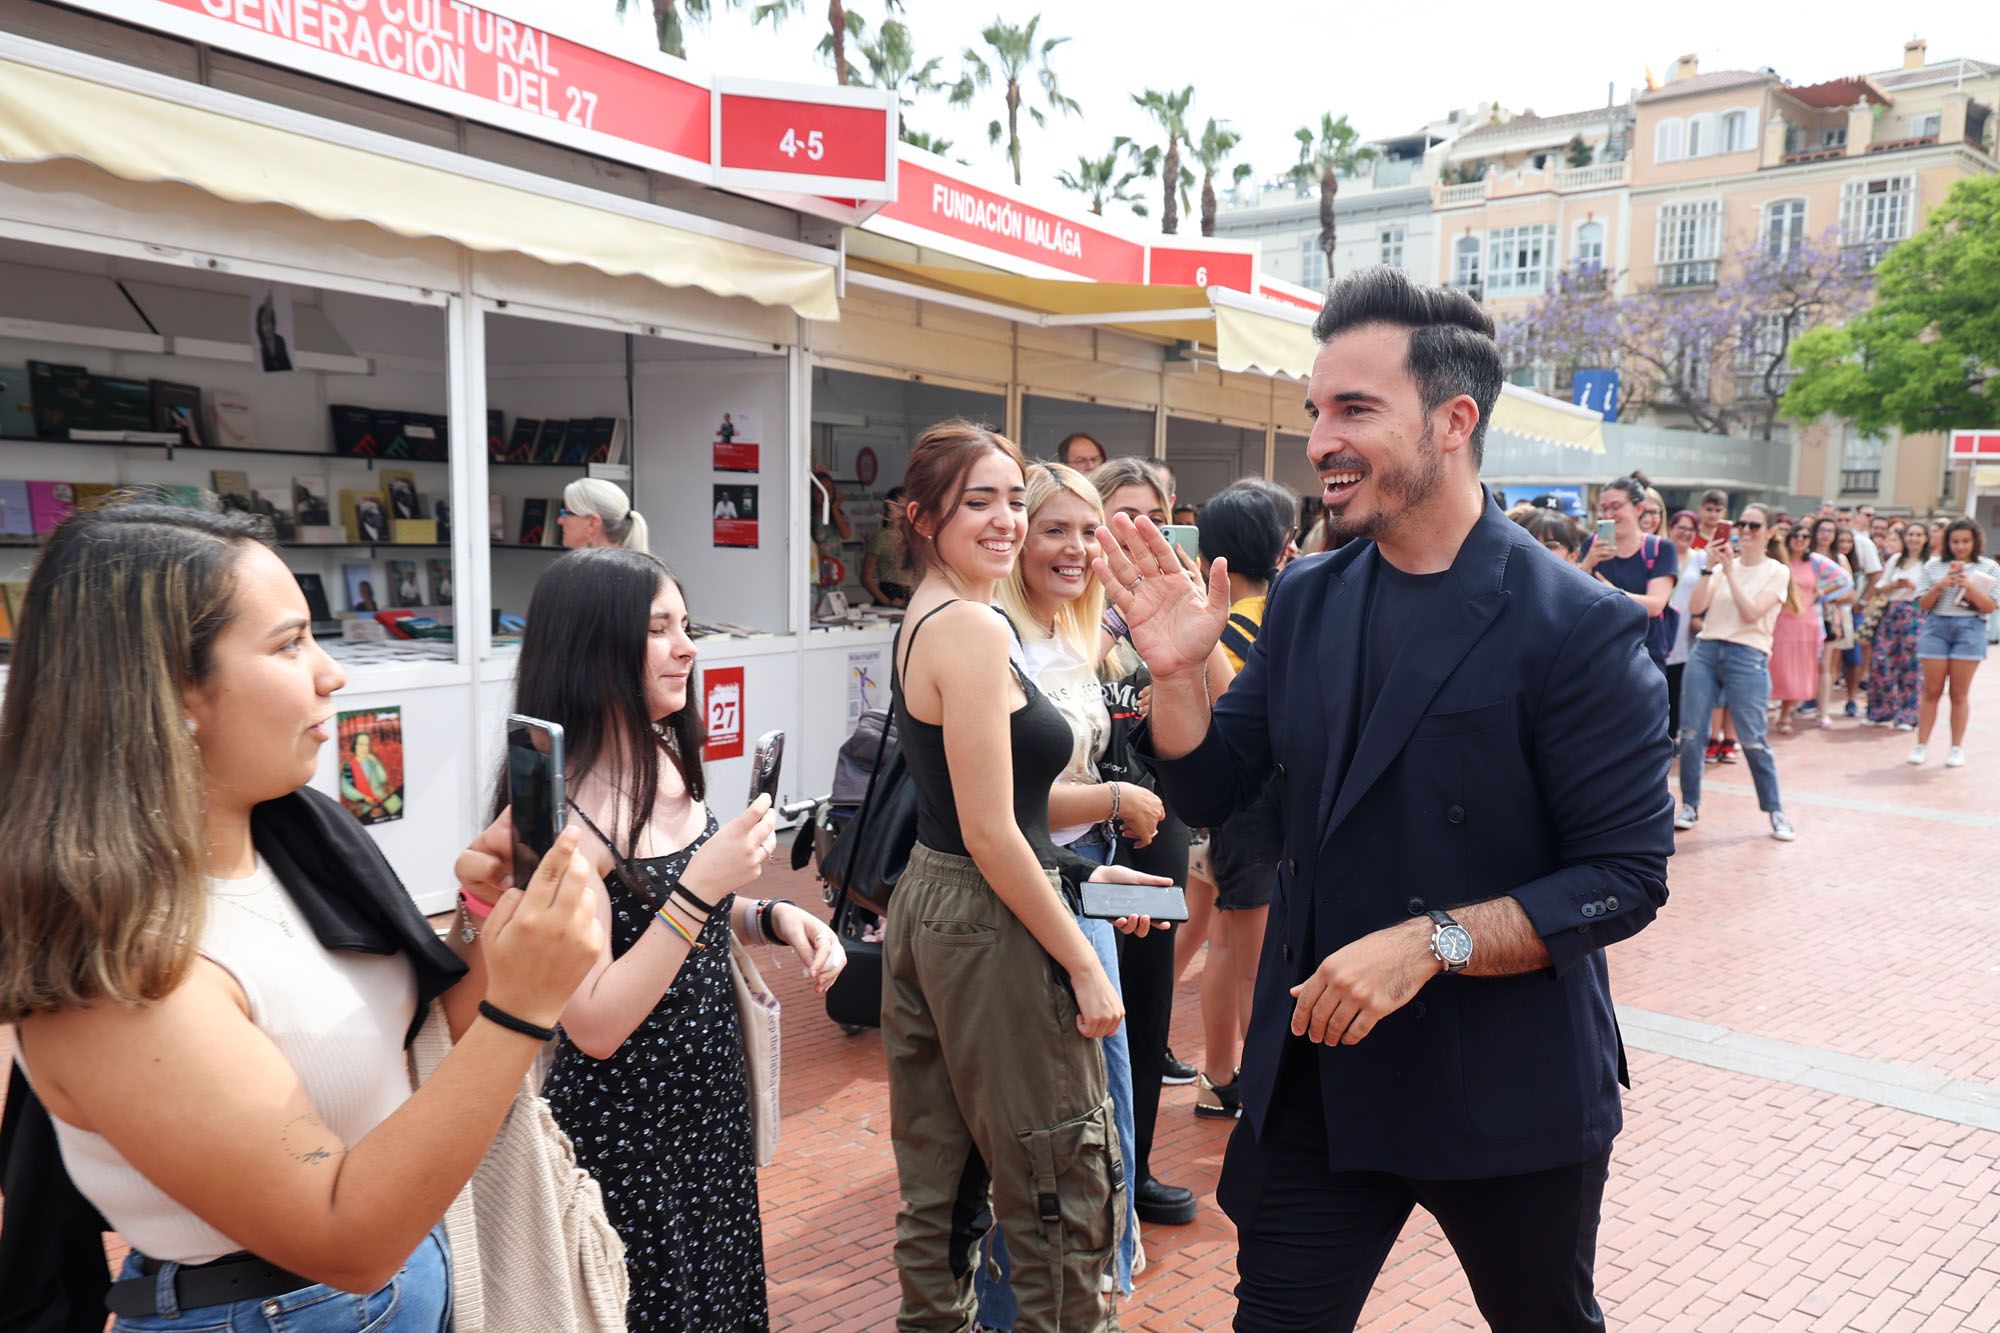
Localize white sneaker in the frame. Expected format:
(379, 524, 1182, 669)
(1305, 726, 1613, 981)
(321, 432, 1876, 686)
(1946, 747, 1966, 768)
(1907, 744, 1928, 765)
(1894, 722, 1916, 732)
(1769, 811, 1797, 842)
(1673, 804, 1699, 831)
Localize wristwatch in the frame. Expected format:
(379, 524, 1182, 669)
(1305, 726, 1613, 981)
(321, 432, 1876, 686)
(1427, 910, 1473, 974)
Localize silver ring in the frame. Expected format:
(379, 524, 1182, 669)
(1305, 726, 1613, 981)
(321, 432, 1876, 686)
(1126, 575, 1144, 593)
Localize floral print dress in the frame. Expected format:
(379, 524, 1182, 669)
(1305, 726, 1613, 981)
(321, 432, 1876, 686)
(542, 809, 770, 1331)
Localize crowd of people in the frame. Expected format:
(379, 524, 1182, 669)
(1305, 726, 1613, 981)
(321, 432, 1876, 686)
(1507, 484, 1995, 842)
(0, 262, 1990, 1333)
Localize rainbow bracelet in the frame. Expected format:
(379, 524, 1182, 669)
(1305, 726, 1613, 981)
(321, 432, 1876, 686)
(655, 904, 704, 950)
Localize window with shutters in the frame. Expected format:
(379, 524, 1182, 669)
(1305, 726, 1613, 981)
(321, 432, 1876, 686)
(1840, 174, 1914, 265)
(1656, 199, 1723, 287)
(1762, 198, 1806, 261)
(1486, 225, 1553, 296)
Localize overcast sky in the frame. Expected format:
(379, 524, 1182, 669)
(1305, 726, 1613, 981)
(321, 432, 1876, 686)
(523, 1, 1995, 228)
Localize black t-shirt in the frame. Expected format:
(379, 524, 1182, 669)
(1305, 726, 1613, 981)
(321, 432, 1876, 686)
(1581, 534, 1679, 666)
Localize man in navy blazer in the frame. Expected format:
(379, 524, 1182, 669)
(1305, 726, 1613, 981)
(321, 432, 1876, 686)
(1095, 267, 1673, 1331)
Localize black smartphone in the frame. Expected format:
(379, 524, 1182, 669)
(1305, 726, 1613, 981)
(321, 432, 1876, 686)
(1080, 881, 1190, 923)
(747, 729, 785, 806)
(507, 714, 566, 889)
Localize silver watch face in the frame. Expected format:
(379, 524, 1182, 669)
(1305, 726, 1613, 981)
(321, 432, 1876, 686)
(1436, 924, 1473, 965)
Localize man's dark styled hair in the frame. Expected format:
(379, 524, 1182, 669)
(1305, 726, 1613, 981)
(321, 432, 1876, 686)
(1311, 265, 1503, 466)
(1701, 488, 1729, 508)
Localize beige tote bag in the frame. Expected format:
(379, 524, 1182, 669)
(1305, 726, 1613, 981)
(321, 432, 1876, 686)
(729, 938, 783, 1167)
(410, 1002, 629, 1333)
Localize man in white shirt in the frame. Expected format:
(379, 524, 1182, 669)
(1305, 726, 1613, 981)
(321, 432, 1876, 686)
(1840, 505, 1881, 573)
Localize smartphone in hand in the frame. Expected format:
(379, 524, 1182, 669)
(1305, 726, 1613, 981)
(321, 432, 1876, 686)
(507, 714, 567, 889)
(747, 730, 785, 806)
(1161, 525, 1202, 566)
(1595, 518, 1616, 547)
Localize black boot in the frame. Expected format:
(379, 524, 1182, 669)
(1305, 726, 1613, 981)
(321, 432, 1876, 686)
(1133, 1176, 1198, 1226)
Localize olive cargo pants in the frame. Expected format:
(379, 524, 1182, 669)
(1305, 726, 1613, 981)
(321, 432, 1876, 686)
(883, 843, 1125, 1333)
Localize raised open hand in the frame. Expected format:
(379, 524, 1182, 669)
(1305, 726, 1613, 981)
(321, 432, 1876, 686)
(1092, 513, 1231, 681)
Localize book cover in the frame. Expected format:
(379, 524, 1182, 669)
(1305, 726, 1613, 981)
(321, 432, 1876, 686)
(71, 483, 117, 513)
(581, 417, 617, 465)
(342, 562, 380, 612)
(0, 480, 31, 537)
(518, 497, 548, 547)
(254, 488, 297, 541)
(422, 494, 452, 541)
(372, 411, 414, 460)
(28, 362, 89, 439)
(342, 490, 390, 543)
(488, 492, 505, 541)
(211, 470, 254, 514)
(504, 418, 540, 464)
(336, 708, 404, 825)
(407, 413, 448, 462)
(292, 475, 331, 527)
(329, 405, 378, 457)
(601, 418, 629, 465)
(27, 481, 75, 534)
(390, 518, 437, 545)
(294, 572, 333, 622)
(210, 392, 257, 450)
(381, 469, 421, 520)
(558, 419, 596, 465)
(150, 381, 206, 448)
(543, 497, 565, 546)
(0, 366, 35, 437)
(532, 419, 567, 465)
(98, 377, 153, 433)
(486, 409, 505, 461)
(386, 559, 422, 608)
(427, 557, 453, 606)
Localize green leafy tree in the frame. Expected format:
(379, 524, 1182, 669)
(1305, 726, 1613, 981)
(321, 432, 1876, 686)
(751, 0, 868, 85)
(903, 129, 956, 157)
(1784, 176, 2000, 437)
(617, 0, 715, 59)
(1191, 117, 1248, 237)
(1056, 142, 1143, 215)
(1130, 87, 1195, 235)
(1288, 113, 1376, 284)
(1565, 134, 1594, 168)
(950, 16, 1081, 186)
(849, 15, 944, 135)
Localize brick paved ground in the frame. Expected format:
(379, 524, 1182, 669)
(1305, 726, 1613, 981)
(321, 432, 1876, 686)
(4, 659, 1996, 1329)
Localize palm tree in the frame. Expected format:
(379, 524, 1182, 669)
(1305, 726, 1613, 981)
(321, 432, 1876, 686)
(949, 16, 1081, 187)
(903, 129, 955, 157)
(1289, 113, 1376, 285)
(752, 0, 882, 85)
(1191, 118, 1249, 237)
(1131, 86, 1195, 234)
(1123, 143, 1190, 225)
(617, 0, 716, 59)
(1056, 141, 1143, 215)
(849, 16, 944, 135)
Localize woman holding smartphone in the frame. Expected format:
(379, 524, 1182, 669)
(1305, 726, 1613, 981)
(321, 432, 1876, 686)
(0, 503, 603, 1331)
(461, 547, 846, 1329)
(1867, 523, 1927, 731)
(1674, 505, 1799, 841)
(883, 421, 1166, 1331)
(1911, 518, 2000, 767)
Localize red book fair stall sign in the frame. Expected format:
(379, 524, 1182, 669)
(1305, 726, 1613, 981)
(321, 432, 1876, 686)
(83, 0, 894, 198)
(703, 667, 745, 761)
(874, 153, 1146, 284)
(1148, 244, 1257, 294)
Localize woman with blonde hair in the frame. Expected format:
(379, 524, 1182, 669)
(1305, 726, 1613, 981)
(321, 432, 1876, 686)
(560, 477, 650, 551)
(0, 502, 602, 1329)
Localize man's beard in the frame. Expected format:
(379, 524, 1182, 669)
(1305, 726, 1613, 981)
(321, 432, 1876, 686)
(1323, 421, 1445, 545)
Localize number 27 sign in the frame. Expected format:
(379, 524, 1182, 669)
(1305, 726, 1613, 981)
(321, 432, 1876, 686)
(703, 667, 746, 761)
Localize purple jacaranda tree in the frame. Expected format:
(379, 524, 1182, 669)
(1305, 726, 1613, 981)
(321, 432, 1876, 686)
(1498, 231, 1873, 438)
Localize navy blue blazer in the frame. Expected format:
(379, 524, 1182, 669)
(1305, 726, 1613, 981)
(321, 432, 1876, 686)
(1150, 490, 1674, 1180)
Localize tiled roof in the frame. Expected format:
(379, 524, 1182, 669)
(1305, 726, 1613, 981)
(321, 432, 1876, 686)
(1873, 57, 2000, 88)
(1637, 70, 1774, 103)
(1784, 77, 1888, 109)
(1452, 105, 1624, 146)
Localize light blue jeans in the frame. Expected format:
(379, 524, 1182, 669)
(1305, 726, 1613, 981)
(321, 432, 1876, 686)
(112, 1226, 448, 1332)
(975, 831, 1138, 1328)
(1678, 638, 1784, 813)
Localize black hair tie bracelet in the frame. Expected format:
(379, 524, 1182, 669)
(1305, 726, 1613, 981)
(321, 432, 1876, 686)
(478, 1000, 557, 1043)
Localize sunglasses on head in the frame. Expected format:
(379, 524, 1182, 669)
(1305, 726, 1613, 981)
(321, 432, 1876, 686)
(1738, 520, 1765, 530)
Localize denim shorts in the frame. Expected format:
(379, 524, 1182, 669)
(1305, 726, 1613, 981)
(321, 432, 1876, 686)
(113, 1225, 449, 1333)
(1918, 613, 1989, 662)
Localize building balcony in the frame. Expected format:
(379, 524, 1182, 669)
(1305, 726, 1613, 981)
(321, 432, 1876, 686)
(1841, 469, 1881, 496)
(1437, 180, 1489, 207)
(1553, 160, 1629, 190)
(1780, 145, 1846, 165)
(1658, 260, 1720, 289)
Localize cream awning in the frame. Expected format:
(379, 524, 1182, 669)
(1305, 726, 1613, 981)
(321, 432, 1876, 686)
(0, 55, 838, 321)
(1490, 383, 1607, 454)
(848, 258, 1319, 379)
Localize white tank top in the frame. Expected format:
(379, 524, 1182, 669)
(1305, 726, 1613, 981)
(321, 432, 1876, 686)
(21, 859, 418, 1263)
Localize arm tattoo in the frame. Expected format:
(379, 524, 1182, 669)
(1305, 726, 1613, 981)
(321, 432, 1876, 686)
(279, 1113, 347, 1168)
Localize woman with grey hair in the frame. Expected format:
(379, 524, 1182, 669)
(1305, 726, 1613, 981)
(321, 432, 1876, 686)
(559, 478, 650, 552)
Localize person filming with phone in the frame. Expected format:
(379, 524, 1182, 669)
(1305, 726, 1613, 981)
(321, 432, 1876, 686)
(1094, 268, 1672, 1331)
(456, 547, 846, 1328)
(0, 503, 604, 1331)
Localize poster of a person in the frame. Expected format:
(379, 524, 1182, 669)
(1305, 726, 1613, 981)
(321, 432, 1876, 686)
(250, 283, 296, 373)
(337, 709, 405, 824)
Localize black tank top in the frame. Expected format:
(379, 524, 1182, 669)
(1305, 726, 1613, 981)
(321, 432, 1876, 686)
(896, 600, 1078, 873)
